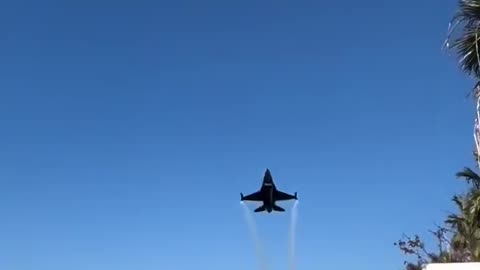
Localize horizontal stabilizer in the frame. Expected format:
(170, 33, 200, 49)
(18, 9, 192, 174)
(254, 205, 266, 212)
(272, 205, 285, 212)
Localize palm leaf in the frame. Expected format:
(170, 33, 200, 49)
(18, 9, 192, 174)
(449, 25, 480, 77)
(452, 195, 467, 210)
(453, 0, 480, 22)
(455, 167, 480, 189)
(446, 0, 480, 80)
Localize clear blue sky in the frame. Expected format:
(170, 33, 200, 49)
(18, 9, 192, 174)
(0, 1, 476, 270)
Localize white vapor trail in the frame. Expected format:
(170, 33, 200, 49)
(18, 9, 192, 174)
(289, 200, 299, 270)
(241, 202, 269, 270)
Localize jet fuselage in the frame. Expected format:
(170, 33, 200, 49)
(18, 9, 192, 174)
(259, 181, 276, 212)
(240, 169, 297, 213)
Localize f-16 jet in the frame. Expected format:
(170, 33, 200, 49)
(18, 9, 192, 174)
(240, 169, 297, 213)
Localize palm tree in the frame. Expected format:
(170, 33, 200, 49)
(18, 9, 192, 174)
(446, 165, 480, 261)
(402, 0, 480, 264)
(446, 0, 480, 239)
(445, 194, 480, 261)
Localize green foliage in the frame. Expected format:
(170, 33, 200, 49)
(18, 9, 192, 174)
(394, 167, 480, 268)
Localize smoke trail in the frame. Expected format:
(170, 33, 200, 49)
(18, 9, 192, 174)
(288, 200, 299, 270)
(241, 202, 269, 270)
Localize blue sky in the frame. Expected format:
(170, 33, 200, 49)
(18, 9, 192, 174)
(0, 1, 476, 270)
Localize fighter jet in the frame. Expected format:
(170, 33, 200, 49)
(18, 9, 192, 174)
(240, 169, 298, 213)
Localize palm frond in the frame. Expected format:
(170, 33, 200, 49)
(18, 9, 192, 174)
(445, 1, 480, 80)
(453, 0, 480, 23)
(456, 167, 480, 189)
(467, 191, 480, 222)
(452, 195, 467, 210)
(448, 24, 480, 78)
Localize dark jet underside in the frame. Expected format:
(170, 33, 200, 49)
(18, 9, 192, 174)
(241, 169, 297, 213)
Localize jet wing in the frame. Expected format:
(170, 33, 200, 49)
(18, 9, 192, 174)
(275, 190, 297, 201)
(241, 191, 263, 201)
